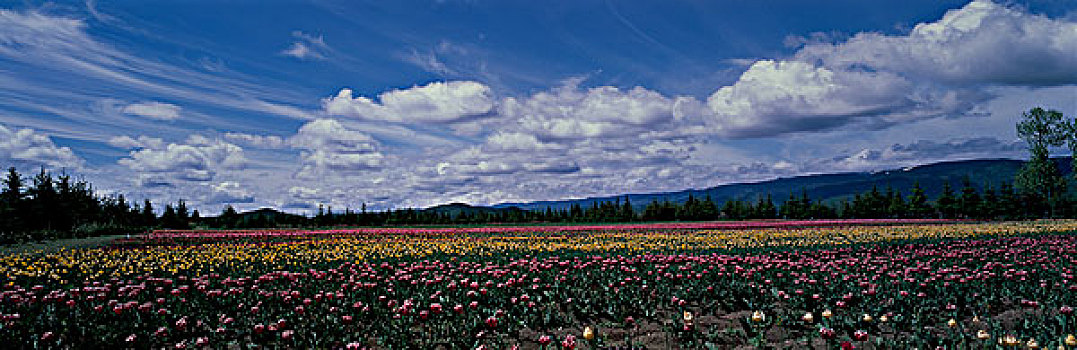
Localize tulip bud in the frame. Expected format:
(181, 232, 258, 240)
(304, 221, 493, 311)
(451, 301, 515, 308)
(583, 326, 594, 340)
(1002, 335, 1019, 347)
(947, 318, 957, 328)
(751, 310, 765, 323)
(822, 309, 833, 319)
(1066, 334, 1077, 346)
(862, 314, 873, 323)
(802, 312, 814, 323)
(1027, 338, 1039, 349)
(977, 330, 990, 340)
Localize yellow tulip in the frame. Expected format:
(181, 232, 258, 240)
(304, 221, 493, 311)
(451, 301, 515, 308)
(582, 326, 594, 340)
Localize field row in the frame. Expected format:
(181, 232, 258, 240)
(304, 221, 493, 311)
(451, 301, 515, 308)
(1, 221, 1076, 348)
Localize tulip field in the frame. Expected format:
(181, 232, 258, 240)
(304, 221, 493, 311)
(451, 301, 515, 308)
(3, 220, 1077, 349)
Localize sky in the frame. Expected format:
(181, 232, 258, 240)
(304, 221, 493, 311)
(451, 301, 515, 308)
(0, 0, 1075, 214)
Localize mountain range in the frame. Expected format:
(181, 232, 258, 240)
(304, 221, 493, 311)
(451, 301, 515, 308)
(486, 157, 1071, 212)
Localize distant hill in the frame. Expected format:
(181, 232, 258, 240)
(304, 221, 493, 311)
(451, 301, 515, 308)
(236, 207, 307, 221)
(492, 158, 1073, 212)
(422, 203, 524, 217)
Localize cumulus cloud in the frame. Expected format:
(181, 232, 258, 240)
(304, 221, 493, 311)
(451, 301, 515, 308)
(0, 123, 83, 169)
(324, 81, 495, 123)
(500, 83, 694, 140)
(290, 119, 385, 177)
(702, 60, 983, 137)
(484, 132, 562, 151)
(223, 132, 287, 149)
(794, 0, 1077, 86)
(204, 181, 255, 204)
(122, 101, 181, 120)
(699, 1, 1075, 138)
(118, 135, 246, 186)
(281, 31, 329, 60)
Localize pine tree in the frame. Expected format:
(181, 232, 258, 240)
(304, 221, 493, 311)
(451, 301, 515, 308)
(160, 204, 178, 229)
(887, 187, 907, 218)
(1, 167, 25, 240)
(936, 182, 958, 219)
(981, 183, 999, 220)
(906, 181, 931, 218)
(142, 200, 157, 228)
(620, 197, 635, 221)
(176, 200, 190, 229)
(958, 176, 982, 219)
(701, 194, 718, 219)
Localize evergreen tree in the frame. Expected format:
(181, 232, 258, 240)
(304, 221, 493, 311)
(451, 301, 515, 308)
(781, 192, 801, 219)
(1, 167, 25, 240)
(936, 182, 958, 219)
(906, 181, 931, 218)
(998, 182, 1021, 220)
(620, 197, 635, 221)
(176, 200, 190, 229)
(887, 187, 907, 218)
(142, 200, 157, 228)
(958, 176, 982, 219)
(755, 194, 777, 219)
(980, 183, 999, 219)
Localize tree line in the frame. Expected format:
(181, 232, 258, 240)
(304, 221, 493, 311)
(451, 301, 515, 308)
(0, 167, 197, 244)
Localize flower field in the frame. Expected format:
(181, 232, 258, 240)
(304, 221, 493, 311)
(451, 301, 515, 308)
(3, 220, 1077, 349)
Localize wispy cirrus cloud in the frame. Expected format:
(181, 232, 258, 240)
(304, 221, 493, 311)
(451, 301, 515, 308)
(281, 31, 330, 60)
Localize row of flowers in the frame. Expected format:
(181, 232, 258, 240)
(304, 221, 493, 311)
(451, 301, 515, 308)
(1, 220, 1076, 348)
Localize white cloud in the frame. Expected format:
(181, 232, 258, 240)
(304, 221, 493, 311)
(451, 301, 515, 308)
(281, 31, 329, 60)
(500, 83, 691, 140)
(0, 123, 83, 169)
(795, 0, 1077, 86)
(205, 181, 255, 204)
(122, 101, 181, 120)
(223, 132, 286, 149)
(118, 135, 246, 185)
(484, 132, 561, 151)
(699, 1, 1076, 138)
(289, 119, 385, 176)
(704, 60, 928, 137)
(106, 135, 165, 149)
(324, 81, 495, 123)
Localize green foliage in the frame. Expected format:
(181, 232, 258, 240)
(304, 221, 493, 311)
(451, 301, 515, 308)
(0, 167, 158, 243)
(1016, 107, 1070, 217)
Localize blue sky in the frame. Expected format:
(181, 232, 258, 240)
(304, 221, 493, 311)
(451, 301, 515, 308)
(0, 0, 1075, 213)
